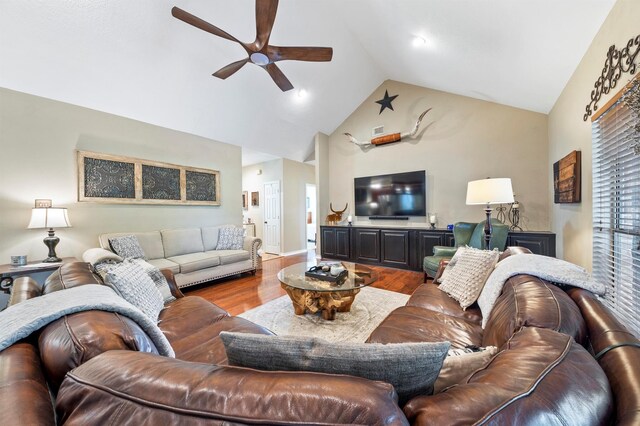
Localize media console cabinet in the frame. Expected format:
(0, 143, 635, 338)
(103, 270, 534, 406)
(320, 225, 556, 271)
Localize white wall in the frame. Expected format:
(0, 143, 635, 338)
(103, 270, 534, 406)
(282, 159, 315, 254)
(321, 80, 550, 231)
(0, 88, 242, 263)
(548, 0, 640, 270)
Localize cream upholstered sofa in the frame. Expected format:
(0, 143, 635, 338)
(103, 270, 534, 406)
(99, 226, 261, 289)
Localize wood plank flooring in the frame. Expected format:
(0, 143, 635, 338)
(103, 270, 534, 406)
(184, 251, 426, 316)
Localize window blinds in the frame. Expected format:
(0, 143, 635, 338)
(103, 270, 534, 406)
(592, 82, 640, 337)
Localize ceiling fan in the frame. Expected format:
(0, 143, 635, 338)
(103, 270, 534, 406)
(171, 0, 333, 92)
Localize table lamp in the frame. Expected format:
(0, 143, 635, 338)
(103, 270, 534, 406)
(466, 178, 514, 249)
(28, 205, 72, 263)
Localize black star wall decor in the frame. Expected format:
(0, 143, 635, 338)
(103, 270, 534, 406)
(375, 90, 398, 114)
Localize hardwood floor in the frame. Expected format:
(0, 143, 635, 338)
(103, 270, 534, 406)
(184, 250, 426, 315)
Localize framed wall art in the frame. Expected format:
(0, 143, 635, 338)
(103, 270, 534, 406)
(78, 150, 221, 206)
(553, 150, 581, 204)
(242, 191, 249, 210)
(251, 191, 259, 206)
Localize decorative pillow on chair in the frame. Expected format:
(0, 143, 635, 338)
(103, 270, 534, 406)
(216, 226, 244, 250)
(130, 259, 176, 304)
(434, 346, 498, 393)
(438, 246, 499, 310)
(108, 235, 146, 259)
(100, 259, 164, 322)
(220, 332, 450, 404)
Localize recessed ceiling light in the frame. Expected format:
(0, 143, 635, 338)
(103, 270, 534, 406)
(412, 36, 427, 47)
(297, 88, 308, 98)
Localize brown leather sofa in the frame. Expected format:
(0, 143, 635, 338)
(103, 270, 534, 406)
(367, 247, 640, 425)
(0, 262, 407, 425)
(1, 249, 638, 425)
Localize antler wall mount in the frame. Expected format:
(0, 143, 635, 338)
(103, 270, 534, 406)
(171, 0, 333, 92)
(344, 108, 432, 147)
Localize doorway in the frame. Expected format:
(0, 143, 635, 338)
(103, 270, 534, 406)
(306, 183, 317, 250)
(263, 180, 281, 254)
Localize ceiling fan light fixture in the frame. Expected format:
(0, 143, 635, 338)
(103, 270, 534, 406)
(250, 52, 270, 66)
(412, 36, 427, 47)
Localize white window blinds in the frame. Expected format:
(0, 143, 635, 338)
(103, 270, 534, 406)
(592, 80, 640, 337)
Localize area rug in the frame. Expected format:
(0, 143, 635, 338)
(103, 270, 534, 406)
(238, 287, 409, 343)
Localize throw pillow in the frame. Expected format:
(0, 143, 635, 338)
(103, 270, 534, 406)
(101, 259, 164, 322)
(108, 235, 146, 260)
(434, 346, 498, 393)
(131, 259, 176, 304)
(438, 246, 500, 310)
(216, 226, 244, 250)
(220, 332, 450, 404)
(436, 248, 464, 283)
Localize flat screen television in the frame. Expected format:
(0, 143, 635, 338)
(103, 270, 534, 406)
(354, 170, 426, 217)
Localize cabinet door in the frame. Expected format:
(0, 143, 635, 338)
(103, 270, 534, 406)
(381, 230, 410, 268)
(507, 233, 556, 257)
(335, 228, 351, 259)
(354, 229, 381, 263)
(321, 228, 337, 258)
(418, 232, 446, 261)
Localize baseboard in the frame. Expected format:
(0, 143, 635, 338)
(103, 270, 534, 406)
(280, 249, 314, 257)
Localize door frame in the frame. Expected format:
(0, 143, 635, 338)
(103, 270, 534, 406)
(263, 180, 282, 254)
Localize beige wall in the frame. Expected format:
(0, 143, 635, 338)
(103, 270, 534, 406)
(322, 80, 549, 231)
(314, 132, 330, 254)
(548, 0, 640, 270)
(282, 159, 315, 254)
(0, 88, 242, 263)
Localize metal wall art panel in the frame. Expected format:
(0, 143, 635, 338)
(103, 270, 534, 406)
(78, 150, 221, 206)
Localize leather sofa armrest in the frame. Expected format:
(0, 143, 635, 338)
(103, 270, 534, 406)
(8, 277, 42, 306)
(160, 269, 184, 299)
(243, 236, 263, 269)
(433, 259, 450, 282)
(432, 246, 456, 257)
(57, 351, 408, 425)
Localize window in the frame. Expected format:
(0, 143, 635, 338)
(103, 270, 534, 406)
(592, 77, 640, 337)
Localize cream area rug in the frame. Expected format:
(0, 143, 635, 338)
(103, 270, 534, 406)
(238, 287, 409, 343)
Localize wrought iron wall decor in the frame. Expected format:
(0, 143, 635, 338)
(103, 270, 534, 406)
(583, 34, 640, 121)
(78, 150, 221, 205)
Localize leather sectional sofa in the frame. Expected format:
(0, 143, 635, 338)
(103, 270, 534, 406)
(1, 248, 639, 424)
(98, 226, 262, 288)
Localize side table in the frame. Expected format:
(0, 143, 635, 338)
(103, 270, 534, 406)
(0, 257, 77, 310)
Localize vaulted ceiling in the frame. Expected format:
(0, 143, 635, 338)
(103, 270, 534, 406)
(0, 0, 615, 164)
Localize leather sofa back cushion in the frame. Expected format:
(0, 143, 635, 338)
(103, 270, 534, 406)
(201, 226, 221, 251)
(161, 228, 204, 258)
(99, 231, 165, 260)
(38, 311, 159, 392)
(57, 351, 409, 425)
(404, 327, 613, 425)
(482, 274, 587, 349)
(43, 262, 103, 294)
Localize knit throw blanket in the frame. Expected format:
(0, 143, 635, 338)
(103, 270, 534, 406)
(478, 254, 606, 329)
(0, 284, 175, 357)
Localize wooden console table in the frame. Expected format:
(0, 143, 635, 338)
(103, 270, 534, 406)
(0, 257, 77, 294)
(320, 225, 555, 271)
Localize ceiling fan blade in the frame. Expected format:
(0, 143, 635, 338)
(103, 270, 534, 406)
(265, 63, 294, 91)
(213, 58, 249, 79)
(267, 46, 333, 62)
(254, 0, 279, 49)
(172, 7, 240, 44)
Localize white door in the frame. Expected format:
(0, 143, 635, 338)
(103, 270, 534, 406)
(263, 181, 281, 254)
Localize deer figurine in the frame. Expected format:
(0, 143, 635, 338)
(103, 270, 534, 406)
(326, 203, 348, 224)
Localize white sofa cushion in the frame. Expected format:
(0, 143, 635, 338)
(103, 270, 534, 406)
(99, 231, 165, 260)
(161, 228, 205, 258)
(201, 226, 222, 251)
(147, 258, 180, 274)
(167, 252, 221, 274)
(207, 250, 250, 265)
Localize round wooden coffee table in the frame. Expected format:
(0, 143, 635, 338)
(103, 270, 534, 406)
(277, 261, 378, 320)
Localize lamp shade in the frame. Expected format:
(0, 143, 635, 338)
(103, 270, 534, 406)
(28, 208, 71, 229)
(466, 178, 514, 205)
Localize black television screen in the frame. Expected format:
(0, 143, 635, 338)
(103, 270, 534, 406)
(354, 170, 426, 217)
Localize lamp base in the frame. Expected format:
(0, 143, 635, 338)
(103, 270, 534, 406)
(43, 228, 61, 263)
(483, 206, 493, 249)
